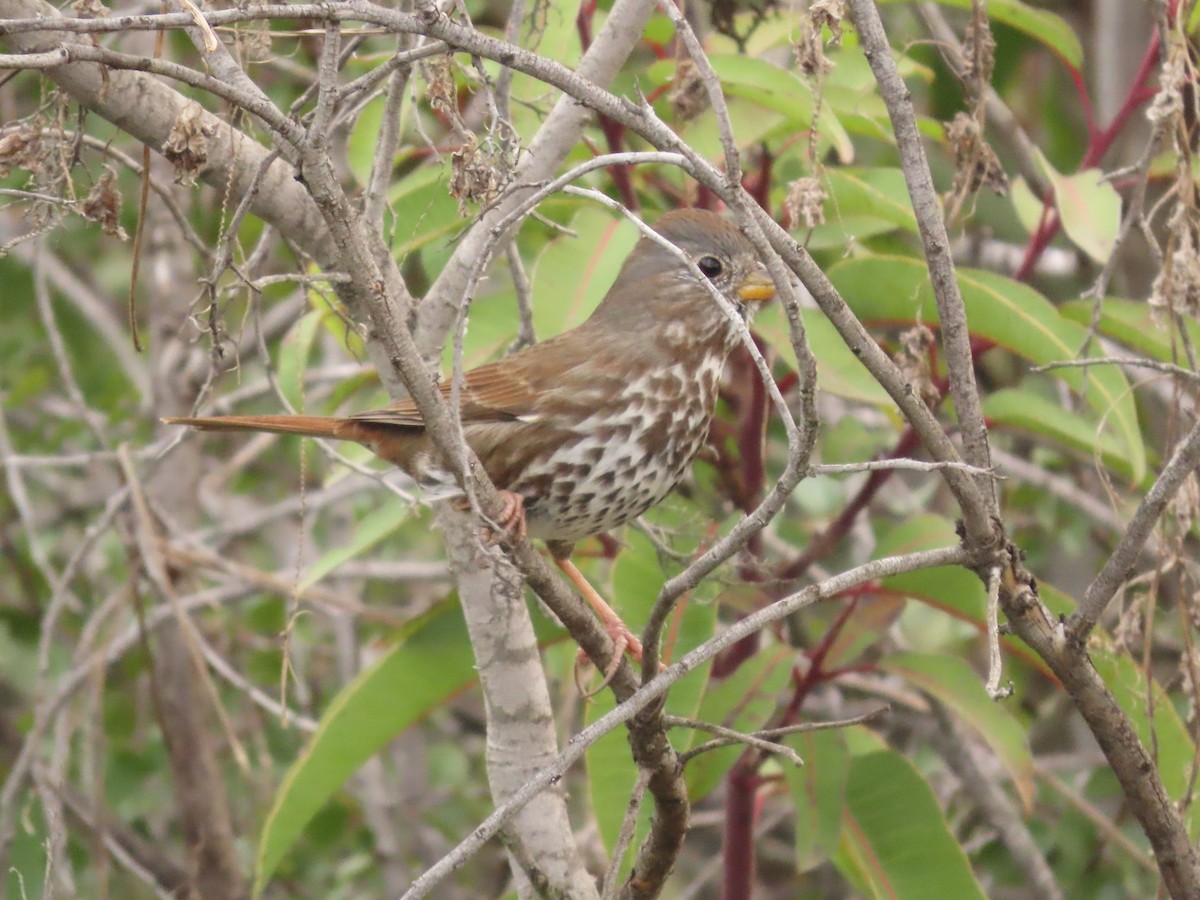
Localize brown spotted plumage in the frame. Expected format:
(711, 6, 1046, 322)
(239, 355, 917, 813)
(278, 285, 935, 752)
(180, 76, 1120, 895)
(165, 208, 774, 662)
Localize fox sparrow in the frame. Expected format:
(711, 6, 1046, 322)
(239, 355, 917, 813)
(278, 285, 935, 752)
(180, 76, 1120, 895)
(166, 208, 775, 661)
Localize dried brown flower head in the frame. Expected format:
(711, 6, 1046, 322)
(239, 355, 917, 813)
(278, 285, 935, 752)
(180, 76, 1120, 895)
(449, 133, 504, 215)
(162, 102, 213, 186)
(1150, 205, 1200, 319)
(944, 112, 1008, 220)
(784, 176, 827, 230)
(80, 169, 126, 238)
(669, 59, 710, 122)
(894, 324, 939, 407)
(0, 123, 46, 180)
(425, 55, 458, 119)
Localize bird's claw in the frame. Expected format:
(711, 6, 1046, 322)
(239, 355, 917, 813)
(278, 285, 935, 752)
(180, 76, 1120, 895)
(573, 620, 665, 698)
(473, 490, 527, 544)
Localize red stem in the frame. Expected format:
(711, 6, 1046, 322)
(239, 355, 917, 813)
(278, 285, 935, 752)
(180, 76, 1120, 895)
(712, 342, 771, 676)
(722, 764, 760, 899)
(1067, 66, 1099, 141)
(575, 1, 638, 210)
(743, 146, 773, 214)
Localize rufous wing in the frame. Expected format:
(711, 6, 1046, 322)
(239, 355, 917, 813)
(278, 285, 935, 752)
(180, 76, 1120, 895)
(350, 334, 583, 427)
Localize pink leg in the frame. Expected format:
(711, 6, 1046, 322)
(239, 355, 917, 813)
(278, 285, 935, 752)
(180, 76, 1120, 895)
(555, 557, 644, 666)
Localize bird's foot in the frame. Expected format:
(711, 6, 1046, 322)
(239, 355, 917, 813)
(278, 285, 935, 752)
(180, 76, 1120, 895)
(574, 617, 646, 697)
(493, 490, 527, 541)
(459, 490, 527, 544)
(554, 557, 665, 695)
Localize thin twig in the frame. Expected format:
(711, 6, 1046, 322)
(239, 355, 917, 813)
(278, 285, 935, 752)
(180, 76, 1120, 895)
(1072, 412, 1200, 636)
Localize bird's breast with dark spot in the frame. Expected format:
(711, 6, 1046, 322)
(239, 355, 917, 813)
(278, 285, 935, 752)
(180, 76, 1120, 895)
(514, 351, 726, 543)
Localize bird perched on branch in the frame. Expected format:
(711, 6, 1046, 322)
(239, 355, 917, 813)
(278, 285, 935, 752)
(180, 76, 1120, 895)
(166, 208, 776, 663)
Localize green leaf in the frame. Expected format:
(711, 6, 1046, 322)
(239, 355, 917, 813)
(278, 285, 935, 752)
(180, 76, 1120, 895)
(1092, 647, 1200, 837)
(684, 643, 794, 801)
(1010, 175, 1047, 237)
(872, 516, 984, 627)
(708, 55, 820, 118)
(310, 286, 367, 365)
(346, 94, 384, 187)
(439, 288, 522, 376)
(530, 206, 637, 337)
(1037, 155, 1121, 263)
(386, 164, 463, 258)
(277, 309, 326, 412)
(837, 750, 987, 899)
(790, 167, 918, 250)
(872, 516, 1052, 674)
(787, 728, 849, 872)
(645, 56, 854, 162)
(1060, 297, 1200, 363)
(824, 595, 907, 671)
(823, 168, 918, 232)
(253, 602, 477, 896)
(982, 387, 1142, 483)
(880, 652, 1034, 809)
(754, 306, 890, 406)
(298, 503, 413, 591)
(828, 256, 1146, 483)
(987, 0, 1083, 68)
(820, 41, 933, 144)
(880, 0, 1082, 69)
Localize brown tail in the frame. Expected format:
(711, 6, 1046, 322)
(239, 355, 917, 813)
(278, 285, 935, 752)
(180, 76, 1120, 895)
(162, 415, 357, 440)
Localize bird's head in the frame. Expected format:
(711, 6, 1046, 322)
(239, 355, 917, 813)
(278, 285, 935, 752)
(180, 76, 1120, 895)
(591, 209, 776, 345)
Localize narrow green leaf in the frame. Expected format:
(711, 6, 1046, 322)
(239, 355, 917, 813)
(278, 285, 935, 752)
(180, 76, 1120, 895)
(986, 0, 1083, 68)
(880, 0, 1082, 68)
(838, 750, 987, 899)
(1010, 175, 1047, 237)
(787, 728, 849, 872)
(823, 168, 918, 232)
(872, 516, 1051, 672)
(708, 55, 820, 119)
(646, 56, 854, 161)
(876, 517, 987, 628)
(253, 602, 477, 896)
(310, 287, 367, 364)
(530, 207, 637, 337)
(277, 309, 326, 412)
(829, 256, 1146, 482)
(684, 644, 794, 802)
(789, 167, 919, 250)
(982, 387, 1141, 483)
(345, 94, 384, 187)
(1060, 297, 1200, 363)
(298, 503, 412, 591)
(386, 164, 463, 257)
(820, 40, 933, 144)
(1092, 648, 1200, 838)
(438, 287, 523, 376)
(754, 306, 890, 406)
(586, 530, 718, 862)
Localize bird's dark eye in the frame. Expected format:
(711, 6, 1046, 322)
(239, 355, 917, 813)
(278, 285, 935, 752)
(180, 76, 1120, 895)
(697, 256, 724, 279)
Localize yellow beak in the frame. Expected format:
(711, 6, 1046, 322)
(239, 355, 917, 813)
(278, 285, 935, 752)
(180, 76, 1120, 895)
(737, 269, 776, 303)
